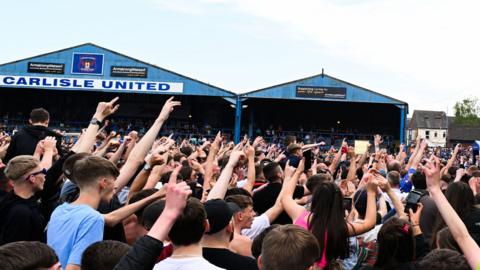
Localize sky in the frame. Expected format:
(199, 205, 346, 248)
(1, 0, 479, 116)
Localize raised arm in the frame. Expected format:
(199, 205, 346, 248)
(203, 132, 222, 193)
(423, 155, 480, 270)
(76, 97, 120, 154)
(346, 147, 357, 182)
(207, 150, 244, 200)
(328, 139, 345, 174)
(103, 189, 165, 227)
(39, 136, 57, 170)
(349, 172, 378, 236)
(114, 98, 180, 193)
(242, 142, 256, 194)
(280, 160, 306, 222)
(441, 144, 460, 175)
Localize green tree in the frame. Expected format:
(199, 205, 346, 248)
(454, 97, 480, 125)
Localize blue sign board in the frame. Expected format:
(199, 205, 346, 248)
(71, 53, 104, 75)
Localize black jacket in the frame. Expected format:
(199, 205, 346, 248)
(0, 192, 46, 245)
(3, 125, 62, 163)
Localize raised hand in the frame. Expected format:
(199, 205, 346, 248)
(408, 203, 423, 226)
(296, 158, 305, 174)
(374, 134, 383, 146)
(94, 97, 120, 121)
(157, 97, 181, 122)
(245, 141, 255, 160)
(43, 136, 57, 152)
(252, 136, 264, 148)
(284, 160, 296, 179)
(421, 155, 441, 191)
(227, 150, 246, 167)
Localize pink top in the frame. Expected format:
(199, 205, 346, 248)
(294, 210, 328, 269)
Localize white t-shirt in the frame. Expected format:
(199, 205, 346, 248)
(241, 213, 270, 240)
(153, 257, 225, 270)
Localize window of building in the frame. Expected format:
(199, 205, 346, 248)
(426, 130, 430, 139)
(434, 132, 438, 138)
(443, 132, 446, 138)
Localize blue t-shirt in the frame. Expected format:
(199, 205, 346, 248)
(47, 203, 104, 267)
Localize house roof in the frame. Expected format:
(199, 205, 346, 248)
(408, 110, 447, 129)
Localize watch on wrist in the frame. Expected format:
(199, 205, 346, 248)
(143, 163, 152, 171)
(90, 118, 102, 126)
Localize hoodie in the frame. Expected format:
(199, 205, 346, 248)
(0, 191, 46, 244)
(3, 125, 63, 163)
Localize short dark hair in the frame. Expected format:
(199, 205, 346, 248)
(63, 152, 92, 183)
(142, 200, 166, 230)
(411, 171, 427, 190)
(128, 188, 158, 223)
(0, 241, 58, 270)
(387, 160, 401, 173)
(72, 156, 119, 188)
(306, 173, 331, 193)
(225, 187, 252, 198)
(263, 161, 281, 182)
(261, 224, 320, 270)
(30, 108, 50, 123)
(387, 171, 400, 186)
(179, 146, 193, 157)
(251, 224, 280, 259)
(418, 249, 469, 270)
(168, 197, 207, 246)
(81, 240, 130, 270)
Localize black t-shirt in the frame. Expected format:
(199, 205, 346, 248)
(252, 182, 304, 224)
(203, 247, 258, 270)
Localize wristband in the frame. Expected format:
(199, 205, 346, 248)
(90, 118, 102, 126)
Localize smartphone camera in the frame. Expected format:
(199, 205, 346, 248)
(404, 190, 423, 214)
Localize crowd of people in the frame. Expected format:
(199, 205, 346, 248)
(0, 96, 479, 270)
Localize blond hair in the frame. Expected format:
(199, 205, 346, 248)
(4, 155, 40, 181)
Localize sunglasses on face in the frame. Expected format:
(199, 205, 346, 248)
(25, 168, 47, 181)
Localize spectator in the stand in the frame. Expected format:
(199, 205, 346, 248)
(202, 199, 258, 270)
(0, 241, 61, 270)
(4, 108, 62, 163)
(153, 198, 224, 270)
(257, 224, 320, 270)
(0, 156, 48, 244)
(418, 249, 470, 270)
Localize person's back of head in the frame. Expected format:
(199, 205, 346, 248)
(387, 160, 401, 173)
(306, 173, 331, 194)
(445, 182, 475, 219)
(375, 218, 415, 268)
(309, 181, 350, 262)
(63, 153, 92, 184)
(251, 224, 280, 259)
(142, 200, 166, 230)
(262, 162, 282, 182)
(284, 135, 296, 147)
(128, 188, 158, 224)
(259, 224, 320, 270)
(72, 156, 119, 189)
(225, 187, 252, 198)
(411, 171, 427, 190)
(81, 240, 130, 270)
(418, 249, 469, 270)
(29, 108, 50, 126)
(387, 171, 401, 188)
(0, 241, 59, 270)
(169, 197, 207, 246)
(436, 227, 462, 253)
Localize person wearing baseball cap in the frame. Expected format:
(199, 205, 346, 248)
(203, 199, 258, 270)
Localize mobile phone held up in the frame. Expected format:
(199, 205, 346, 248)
(343, 197, 353, 212)
(404, 190, 423, 214)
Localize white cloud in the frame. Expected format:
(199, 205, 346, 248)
(150, 0, 480, 115)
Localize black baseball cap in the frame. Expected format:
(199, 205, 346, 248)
(204, 199, 240, 234)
